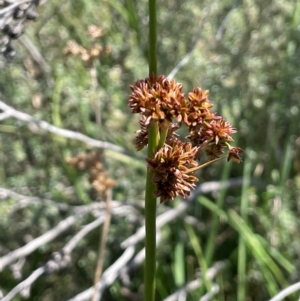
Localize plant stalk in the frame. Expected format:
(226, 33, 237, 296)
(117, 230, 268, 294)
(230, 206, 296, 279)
(144, 1, 158, 299)
(144, 0, 159, 301)
(144, 121, 159, 301)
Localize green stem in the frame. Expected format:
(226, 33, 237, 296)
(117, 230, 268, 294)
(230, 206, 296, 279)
(237, 150, 251, 301)
(148, 0, 157, 76)
(144, 122, 159, 301)
(144, 2, 158, 300)
(204, 161, 231, 266)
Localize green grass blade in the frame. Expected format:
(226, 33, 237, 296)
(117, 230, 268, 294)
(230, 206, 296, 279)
(172, 241, 185, 287)
(237, 150, 252, 301)
(204, 161, 232, 266)
(185, 222, 212, 293)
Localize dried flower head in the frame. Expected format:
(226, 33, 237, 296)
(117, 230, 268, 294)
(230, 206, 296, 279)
(128, 75, 187, 125)
(147, 141, 199, 202)
(66, 151, 115, 197)
(129, 75, 243, 202)
(227, 146, 244, 163)
(185, 88, 214, 127)
(87, 25, 103, 40)
(135, 115, 149, 151)
(201, 118, 236, 145)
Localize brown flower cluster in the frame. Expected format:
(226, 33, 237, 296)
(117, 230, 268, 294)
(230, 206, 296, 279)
(63, 26, 111, 67)
(66, 151, 115, 198)
(63, 40, 105, 67)
(129, 75, 187, 124)
(128, 75, 243, 202)
(147, 141, 199, 202)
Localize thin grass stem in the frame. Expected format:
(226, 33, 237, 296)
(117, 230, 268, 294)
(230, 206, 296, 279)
(237, 150, 251, 301)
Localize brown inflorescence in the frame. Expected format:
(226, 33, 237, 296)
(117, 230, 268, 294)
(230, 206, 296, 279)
(129, 75, 188, 125)
(146, 141, 199, 202)
(66, 151, 116, 198)
(128, 75, 243, 202)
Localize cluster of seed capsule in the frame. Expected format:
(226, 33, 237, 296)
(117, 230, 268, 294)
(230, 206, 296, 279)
(129, 75, 243, 202)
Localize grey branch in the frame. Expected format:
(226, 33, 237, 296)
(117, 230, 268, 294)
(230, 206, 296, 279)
(162, 262, 226, 301)
(121, 178, 243, 248)
(1, 267, 45, 301)
(0, 215, 77, 271)
(0, 101, 126, 154)
(0, 0, 30, 17)
(0, 187, 138, 218)
(0, 186, 71, 211)
(67, 246, 136, 301)
(0, 203, 99, 271)
(2, 217, 105, 301)
(268, 282, 300, 301)
(199, 284, 220, 301)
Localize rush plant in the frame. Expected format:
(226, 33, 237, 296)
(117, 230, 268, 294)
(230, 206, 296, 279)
(127, 2, 242, 301)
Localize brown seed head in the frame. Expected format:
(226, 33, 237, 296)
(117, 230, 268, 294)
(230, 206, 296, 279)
(185, 88, 214, 127)
(227, 146, 244, 163)
(146, 141, 199, 202)
(201, 118, 236, 145)
(128, 75, 187, 124)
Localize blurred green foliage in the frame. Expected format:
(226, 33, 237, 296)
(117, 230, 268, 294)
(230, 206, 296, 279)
(0, 0, 300, 300)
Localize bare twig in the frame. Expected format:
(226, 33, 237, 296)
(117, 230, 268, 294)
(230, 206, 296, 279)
(1, 267, 45, 301)
(0, 204, 99, 271)
(1, 217, 105, 301)
(0, 0, 30, 17)
(91, 189, 112, 301)
(199, 284, 220, 301)
(0, 186, 70, 211)
(0, 111, 11, 120)
(215, 4, 237, 42)
(67, 246, 136, 301)
(121, 178, 244, 248)
(268, 282, 300, 301)
(162, 262, 226, 301)
(0, 101, 128, 155)
(0, 186, 139, 219)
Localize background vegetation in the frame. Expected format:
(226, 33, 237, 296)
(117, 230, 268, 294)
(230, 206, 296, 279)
(0, 0, 300, 300)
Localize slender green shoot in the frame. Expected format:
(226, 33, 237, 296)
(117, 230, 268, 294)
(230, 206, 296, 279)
(237, 151, 251, 301)
(204, 160, 232, 265)
(144, 121, 159, 301)
(144, 1, 158, 300)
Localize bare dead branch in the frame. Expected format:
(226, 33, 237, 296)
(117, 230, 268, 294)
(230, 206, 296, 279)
(121, 178, 244, 248)
(2, 217, 105, 301)
(1, 267, 45, 301)
(0, 203, 99, 271)
(0, 101, 128, 155)
(268, 281, 300, 301)
(162, 262, 226, 301)
(0, 0, 30, 17)
(67, 246, 136, 301)
(199, 284, 220, 301)
(0, 216, 76, 271)
(0, 186, 71, 211)
(215, 3, 238, 42)
(0, 111, 11, 120)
